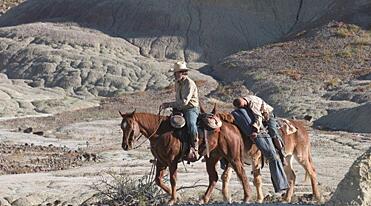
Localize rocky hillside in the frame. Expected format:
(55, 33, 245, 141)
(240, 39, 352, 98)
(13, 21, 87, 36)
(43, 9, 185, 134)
(0, 22, 181, 97)
(0, 0, 370, 63)
(0, 0, 370, 132)
(212, 22, 370, 119)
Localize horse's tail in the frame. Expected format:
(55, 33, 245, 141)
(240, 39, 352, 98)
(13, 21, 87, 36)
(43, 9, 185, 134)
(260, 153, 265, 169)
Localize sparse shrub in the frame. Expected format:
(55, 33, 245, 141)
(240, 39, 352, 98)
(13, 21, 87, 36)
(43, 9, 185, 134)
(163, 83, 175, 92)
(227, 62, 238, 69)
(325, 78, 342, 89)
(91, 171, 166, 206)
(352, 87, 366, 93)
(195, 79, 207, 87)
(334, 24, 360, 38)
(208, 81, 252, 103)
(336, 47, 353, 58)
(351, 69, 371, 78)
(277, 68, 302, 81)
(352, 36, 371, 46)
(321, 48, 334, 62)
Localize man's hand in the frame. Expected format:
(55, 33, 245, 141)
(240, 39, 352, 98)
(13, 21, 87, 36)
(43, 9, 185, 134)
(250, 132, 258, 142)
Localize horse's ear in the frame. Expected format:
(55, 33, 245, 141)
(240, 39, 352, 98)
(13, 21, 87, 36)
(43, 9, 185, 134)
(119, 110, 124, 117)
(129, 109, 136, 116)
(212, 103, 217, 114)
(199, 103, 206, 113)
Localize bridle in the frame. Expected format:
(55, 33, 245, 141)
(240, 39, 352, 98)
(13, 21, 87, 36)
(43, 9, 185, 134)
(132, 107, 164, 149)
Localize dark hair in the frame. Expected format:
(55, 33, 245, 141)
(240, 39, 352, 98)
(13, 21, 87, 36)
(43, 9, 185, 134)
(233, 98, 243, 107)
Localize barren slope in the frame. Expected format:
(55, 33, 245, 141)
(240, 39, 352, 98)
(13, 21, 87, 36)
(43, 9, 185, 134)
(212, 22, 370, 121)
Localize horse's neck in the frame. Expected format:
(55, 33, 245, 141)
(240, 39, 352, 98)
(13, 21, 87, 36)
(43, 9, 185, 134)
(135, 113, 167, 139)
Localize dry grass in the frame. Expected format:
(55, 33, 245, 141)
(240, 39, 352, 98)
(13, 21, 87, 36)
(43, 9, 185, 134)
(90, 171, 166, 206)
(194, 79, 207, 87)
(277, 68, 302, 81)
(334, 24, 361, 38)
(336, 47, 353, 58)
(324, 78, 342, 89)
(352, 30, 371, 45)
(351, 68, 371, 78)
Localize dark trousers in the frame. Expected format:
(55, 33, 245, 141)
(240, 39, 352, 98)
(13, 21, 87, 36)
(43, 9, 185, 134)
(183, 107, 200, 146)
(266, 113, 284, 143)
(255, 134, 289, 192)
(232, 108, 288, 192)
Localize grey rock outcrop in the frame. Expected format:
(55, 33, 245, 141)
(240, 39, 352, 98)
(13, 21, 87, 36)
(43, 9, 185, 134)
(326, 148, 371, 206)
(0, 23, 174, 96)
(0, 72, 98, 118)
(0, 0, 370, 64)
(314, 103, 371, 133)
(0, 21, 217, 98)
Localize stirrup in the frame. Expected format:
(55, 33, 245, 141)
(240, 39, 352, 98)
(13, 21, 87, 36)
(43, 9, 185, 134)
(186, 147, 199, 162)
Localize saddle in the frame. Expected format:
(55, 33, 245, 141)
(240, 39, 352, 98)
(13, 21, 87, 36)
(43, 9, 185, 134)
(169, 112, 195, 162)
(170, 113, 186, 129)
(200, 113, 222, 130)
(277, 118, 297, 135)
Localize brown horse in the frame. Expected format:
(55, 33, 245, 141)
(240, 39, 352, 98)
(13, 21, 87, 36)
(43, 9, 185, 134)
(199, 107, 322, 203)
(119, 110, 191, 205)
(198, 107, 262, 204)
(198, 108, 263, 203)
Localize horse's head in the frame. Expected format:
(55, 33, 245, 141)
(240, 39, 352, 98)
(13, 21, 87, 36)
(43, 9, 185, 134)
(119, 109, 141, 151)
(198, 103, 223, 157)
(199, 103, 222, 130)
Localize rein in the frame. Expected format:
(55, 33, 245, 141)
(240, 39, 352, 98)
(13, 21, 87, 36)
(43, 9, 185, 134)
(133, 107, 164, 149)
(147, 107, 164, 140)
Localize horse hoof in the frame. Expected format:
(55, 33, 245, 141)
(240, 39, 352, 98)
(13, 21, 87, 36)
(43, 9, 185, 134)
(167, 199, 176, 205)
(256, 199, 264, 203)
(199, 196, 209, 204)
(223, 197, 232, 203)
(317, 196, 325, 204)
(282, 198, 290, 203)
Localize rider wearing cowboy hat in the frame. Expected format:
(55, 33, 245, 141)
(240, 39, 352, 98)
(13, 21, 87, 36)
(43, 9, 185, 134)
(161, 61, 200, 162)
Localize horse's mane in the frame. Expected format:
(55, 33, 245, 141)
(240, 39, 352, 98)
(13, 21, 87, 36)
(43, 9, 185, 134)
(133, 112, 168, 122)
(216, 112, 235, 124)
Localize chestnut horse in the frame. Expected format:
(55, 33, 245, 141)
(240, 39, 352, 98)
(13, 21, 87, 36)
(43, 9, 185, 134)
(199, 107, 321, 203)
(198, 108, 261, 204)
(120, 110, 186, 205)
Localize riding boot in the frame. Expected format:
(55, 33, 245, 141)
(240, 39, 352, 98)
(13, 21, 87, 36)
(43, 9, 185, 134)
(272, 138, 287, 166)
(187, 135, 199, 162)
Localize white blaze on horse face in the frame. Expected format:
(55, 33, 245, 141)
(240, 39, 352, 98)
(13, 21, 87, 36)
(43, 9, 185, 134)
(122, 121, 128, 129)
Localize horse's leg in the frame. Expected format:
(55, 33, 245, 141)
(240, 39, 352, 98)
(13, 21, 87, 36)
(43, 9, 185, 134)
(297, 151, 322, 203)
(252, 156, 264, 203)
(201, 156, 220, 204)
(230, 160, 252, 203)
(283, 154, 296, 202)
(221, 165, 232, 203)
(167, 162, 179, 205)
(154, 163, 171, 195)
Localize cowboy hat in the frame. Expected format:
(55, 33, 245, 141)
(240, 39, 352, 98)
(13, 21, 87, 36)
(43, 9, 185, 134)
(169, 61, 190, 73)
